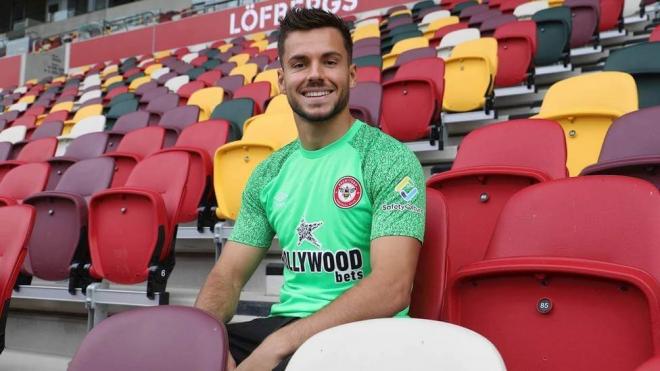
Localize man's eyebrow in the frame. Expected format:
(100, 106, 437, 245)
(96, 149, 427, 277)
(287, 51, 344, 61)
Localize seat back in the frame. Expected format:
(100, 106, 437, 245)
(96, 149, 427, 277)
(287, 319, 505, 371)
(111, 111, 150, 134)
(598, 0, 624, 31)
(211, 98, 255, 138)
(158, 105, 200, 133)
(535, 71, 638, 175)
(68, 306, 227, 371)
(0, 205, 35, 353)
(581, 106, 660, 187)
(651, 26, 660, 42)
(0, 125, 27, 144)
(438, 28, 481, 58)
(216, 75, 245, 96)
(427, 119, 566, 316)
(68, 115, 106, 138)
(479, 14, 516, 35)
(254, 69, 280, 96)
(443, 37, 497, 112)
(242, 113, 297, 149)
(349, 82, 382, 126)
(25, 157, 114, 281)
(234, 82, 270, 114)
(115, 126, 166, 159)
(532, 7, 572, 66)
(164, 75, 189, 93)
(494, 20, 537, 87)
(229, 63, 259, 84)
(187, 87, 224, 121)
(16, 137, 57, 162)
(447, 176, 660, 371)
(0, 163, 50, 203)
(603, 42, 660, 109)
(196, 70, 222, 87)
(565, 0, 600, 48)
(30, 121, 63, 139)
(145, 93, 179, 119)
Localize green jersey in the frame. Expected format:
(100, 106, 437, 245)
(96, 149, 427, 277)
(229, 120, 426, 318)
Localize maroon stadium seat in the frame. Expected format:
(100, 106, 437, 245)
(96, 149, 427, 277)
(565, 0, 600, 48)
(349, 82, 382, 126)
(446, 176, 660, 370)
(68, 306, 227, 371)
(104, 126, 166, 187)
(158, 105, 201, 146)
(46, 132, 109, 190)
(234, 81, 271, 114)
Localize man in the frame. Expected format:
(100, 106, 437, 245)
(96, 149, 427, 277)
(195, 8, 426, 371)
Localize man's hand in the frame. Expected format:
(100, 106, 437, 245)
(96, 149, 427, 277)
(235, 332, 290, 371)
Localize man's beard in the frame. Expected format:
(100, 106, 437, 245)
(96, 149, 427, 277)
(288, 86, 350, 124)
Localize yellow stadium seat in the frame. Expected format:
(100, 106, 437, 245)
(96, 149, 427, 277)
(254, 69, 280, 96)
(187, 87, 224, 121)
(230, 63, 259, 84)
(52, 76, 67, 84)
(390, 9, 412, 17)
(128, 76, 152, 92)
(214, 141, 274, 220)
(534, 72, 637, 176)
(352, 25, 380, 41)
(18, 95, 36, 104)
(63, 104, 103, 135)
(101, 65, 119, 78)
(443, 37, 498, 113)
(50, 101, 74, 113)
(229, 53, 251, 66)
(424, 16, 460, 39)
(250, 40, 269, 52)
(242, 113, 298, 149)
(102, 75, 123, 89)
(382, 37, 429, 69)
(247, 32, 267, 41)
(218, 44, 234, 53)
(25, 79, 38, 86)
(265, 94, 292, 114)
(549, 0, 564, 5)
(153, 50, 172, 60)
(144, 63, 163, 76)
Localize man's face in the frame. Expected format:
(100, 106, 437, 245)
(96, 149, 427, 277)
(278, 27, 356, 124)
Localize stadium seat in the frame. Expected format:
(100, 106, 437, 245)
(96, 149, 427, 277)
(187, 87, 224, 121)
(534, 71, 638, 175)
(421, 119, 566, 318)
(354, 45, 383, 59)
(197, 70, 222, 87)
(104, 127, 166, 187)
(63, 104, 103, 135)
(651, 26, 660, 42)
(233, 82, 270, 114)
(0, 137, 57, 180)
(565, 0, 600, 48)
(468, 9, 503, 27)
(128, 76, 151, 92)
(46, 132, 109, 190)
(514, 0, 550, 17)
(479, 14, 516, 35)
(382, 37, 430, 69)
(68, 306, 227, 371)
(353, 55, 383, 68)
(287, 319, 505, 371)
(88, 151, 194, 296)
(581, 106, 660, 187)
(381, 57, 445, 142)
(353, 24, 381, 41)
(24, 157, 114, 288)
(532, 7, 572, 66)
(211, 98, 255, 139)
(424, 15, 460, 39)
(0, 163, 50, 205)
(177, 80, 206, 103)
(158, 105, 201, 146)
(420, 9, 450, 26)
(349, 82, 382, 126)
(145, 93, 179, 123)
(164, 75, 190, 93)
(443, 37, 498, 112)
(409, 187, 448, 320)
(603, 42, 660, 108)
(216, 75, 245, 97)
(254, 69, 280, 96)
(105, 99, 138, 129)
(598, 0, 624, 32)
(437, 28, 481, 59)
(229, 63, 259, 84)
(494, 20, 537, 87)
(264, 94, 292, 115)
(0, 125, 27, 144)
(445, 176, 660, 371)
(57, 115, 106, 156)
(622, 0, 642, 17)
(0, 205, 35, 353)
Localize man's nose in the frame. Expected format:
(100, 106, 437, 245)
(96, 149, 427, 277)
(307, 60, 324, 81)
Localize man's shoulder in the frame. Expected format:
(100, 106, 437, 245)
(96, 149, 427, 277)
(350, 122, 420, 169)
(247, 140, 300, 192)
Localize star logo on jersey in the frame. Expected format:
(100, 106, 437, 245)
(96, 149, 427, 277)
(296, 217, 324, 249)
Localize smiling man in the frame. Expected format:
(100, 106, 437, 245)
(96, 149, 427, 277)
(195, 8, 426, 371)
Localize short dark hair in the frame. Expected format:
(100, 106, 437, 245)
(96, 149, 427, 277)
(277, 8, 353, 64)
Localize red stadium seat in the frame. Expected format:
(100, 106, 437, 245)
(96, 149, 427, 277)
(0, 205, 35, 353)
(356, 66, 382, 83)
(88, 151, 193, 297)
(177, 80, 206, 105)
(424, 119, 567, 318)
(651, 26, 660, 42)
(599, 0, 624, 32)
(234, 81, 271, 114)
(494, 20, 537, 87)
(104, 127, 166, 187)
(409, 188, 448, 320)
(381, 57, 445, 142)
(0, 163, 50, 205)
(68, 306, 227, 371)
(0, 138, 57, 182)
(197, 70, 222, 87)
(446, 176, 660, 370)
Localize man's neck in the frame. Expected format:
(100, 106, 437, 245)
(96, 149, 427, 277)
(295, 110, 356, 151)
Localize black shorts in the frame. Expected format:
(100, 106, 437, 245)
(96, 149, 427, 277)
(226, 316, 299, 371)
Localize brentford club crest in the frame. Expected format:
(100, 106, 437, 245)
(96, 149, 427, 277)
(333, 176, 362, 208)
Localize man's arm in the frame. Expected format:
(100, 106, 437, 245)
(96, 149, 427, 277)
(195, 241, 268, 323)
(237, 236, 420, 369)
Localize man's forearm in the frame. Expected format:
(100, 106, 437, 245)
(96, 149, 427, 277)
(195, 265, 243, 323)
(266, 270, 411, 357)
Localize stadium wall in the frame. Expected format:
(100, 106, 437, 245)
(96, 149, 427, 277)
(0, 55, 24, 89)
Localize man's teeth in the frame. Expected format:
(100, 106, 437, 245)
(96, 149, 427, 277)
(305, 91, 330, 97)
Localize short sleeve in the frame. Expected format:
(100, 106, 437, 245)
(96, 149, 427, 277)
(369, 145, 426, 242)
(228, 163, 276, 248)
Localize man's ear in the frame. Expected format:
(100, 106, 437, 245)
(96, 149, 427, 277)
(277, 68, 286, 94)
(349, 63, 357, 89)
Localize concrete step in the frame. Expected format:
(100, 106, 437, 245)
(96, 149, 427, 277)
(0, 349, 71, 371)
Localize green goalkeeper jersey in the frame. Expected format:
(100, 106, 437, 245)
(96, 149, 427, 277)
(229, 120, 426, 318)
